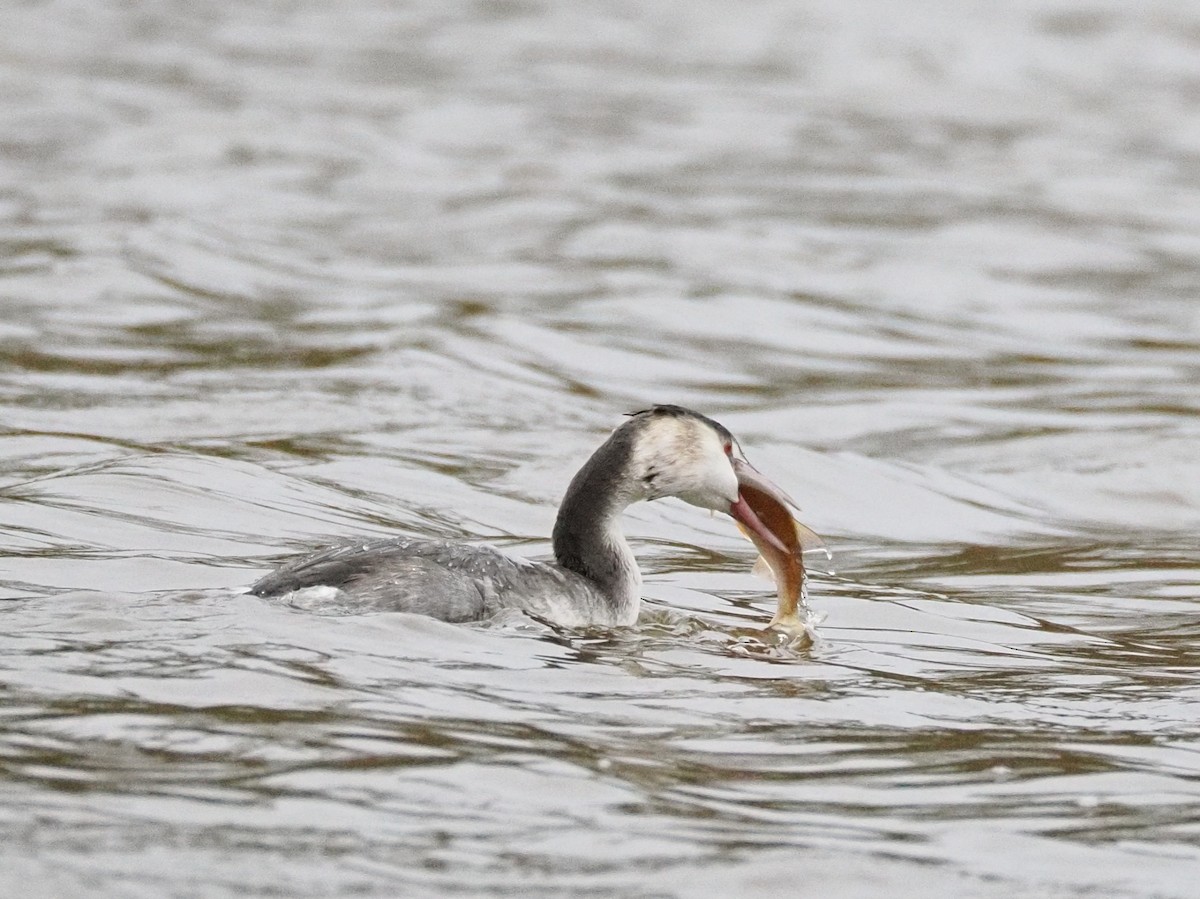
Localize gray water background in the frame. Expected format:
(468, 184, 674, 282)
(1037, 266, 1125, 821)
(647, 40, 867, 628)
(2, 1, 1199, 896)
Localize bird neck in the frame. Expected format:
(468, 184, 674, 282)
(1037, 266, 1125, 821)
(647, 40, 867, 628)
(552, 429, 642, 617)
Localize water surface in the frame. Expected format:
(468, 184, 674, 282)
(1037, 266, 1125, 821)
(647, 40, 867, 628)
(2, 1, 1199, 896)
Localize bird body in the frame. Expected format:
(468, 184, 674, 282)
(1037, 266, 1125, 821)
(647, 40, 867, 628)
(250, 405, 803, 628)
(250, 535, 635, 626)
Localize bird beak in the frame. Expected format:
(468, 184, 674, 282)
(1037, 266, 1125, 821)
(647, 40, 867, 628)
(728, 458, 794, 557)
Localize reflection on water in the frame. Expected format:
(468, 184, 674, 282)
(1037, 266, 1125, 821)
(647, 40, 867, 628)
(1, 0, 1199, 896)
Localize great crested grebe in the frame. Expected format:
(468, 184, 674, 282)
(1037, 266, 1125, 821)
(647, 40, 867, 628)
(250, 405, 804, 628)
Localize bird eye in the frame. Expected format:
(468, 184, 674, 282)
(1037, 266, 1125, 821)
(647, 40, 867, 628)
(723, 441, 733, 456)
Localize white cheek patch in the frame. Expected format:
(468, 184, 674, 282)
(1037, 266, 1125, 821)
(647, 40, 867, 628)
(703, 453, 739, 506)
(675, 425, 737, 509)
(631, 417, 738, 510)
(641, 419, 694, 464)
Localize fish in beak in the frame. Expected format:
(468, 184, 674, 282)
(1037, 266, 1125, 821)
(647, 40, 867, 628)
(728, 458, 827, 629)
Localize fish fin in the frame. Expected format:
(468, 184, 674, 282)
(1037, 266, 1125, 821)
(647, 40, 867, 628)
(793, 520, 835, 572)
(751, 555, 776, 582)
(792, 520, 826, 554)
